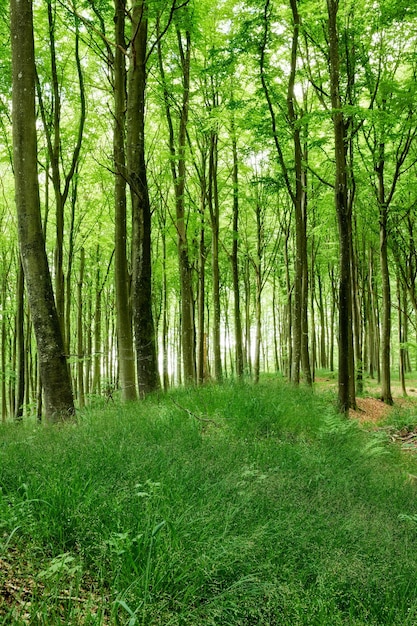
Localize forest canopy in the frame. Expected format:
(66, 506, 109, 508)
(2, 0, 417, 420)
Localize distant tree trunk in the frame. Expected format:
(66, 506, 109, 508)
(1, 273, 6, 422)
(272, 275, 280, 372)
(197, 159, 207, 385)
(92, 250, 102, 395)
(65, 180, 77, 387)
(15, 262, 25, 420)
(243, 255, 252, 376)
(126, 0, 160, 395)
(397, 271, 407, 396)
(208, 127, 223, 382)
(376, 153, 393, 405)
(283, 223, 292, 378)
(351, 234, 363, 394)
(254, 203, 263, 384)
(261, 0, 311, 385)
(36, 5, 86, 348)
(317, 273, 327, 369)
(114, 0, 137, 401)
(158, 24, 195, 383)
(85, 291, 93, 396)
(159, 205, 170, 391)
(11, 0, 75, 421)
(327, 0, 355, 413)
(230, 115, 244, 379)
(77, 248, 85, 408)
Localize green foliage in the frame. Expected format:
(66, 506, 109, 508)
(2, 383, 417, 623)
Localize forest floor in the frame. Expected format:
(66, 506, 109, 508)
(2, 379, 417, 625)
(314, 373, 417, 451)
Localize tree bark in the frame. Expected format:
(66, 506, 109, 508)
(14, 261, 25, 420)
(230, 113, 244, 379)
(11, 0, 75, 421)
(327, 0, 355, 414)
(157, 24, 196, 383)
(36, 4, 86, 348)
(126, 0, 160, 395)
(77, 248, 85, 408)
(261, 0, 311, 385)
(114, 0, 137, 401)
(208, 128, 223, 382)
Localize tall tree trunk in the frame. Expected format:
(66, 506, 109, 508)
(158, 24, 195, 383)
(261, 0, 311, 384)
(114, 0, 137, 401)
(208, 129, 223, 382)
(126, 0, 160, 395)
(327, 0, 355, 414)
(11, 0, 75, 421)
(230, 115, 244, 378)
(197, 174, 207, 384)
(36, 4, 86, 348)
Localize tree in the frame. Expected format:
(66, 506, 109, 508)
(126, 0, 161, 395)
(11, 0, 75, 421)
(259, 0, 312, 385)
(113, 0, 137, 401)
(327, 0, 355, 413)
(35, 0, 86, 349)
(157, 11, 196, 384)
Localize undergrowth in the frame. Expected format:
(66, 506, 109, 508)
(1, 380, 417, 624)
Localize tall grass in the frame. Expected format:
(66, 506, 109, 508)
(1, 380, 417, 624)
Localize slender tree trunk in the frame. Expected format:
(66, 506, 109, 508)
(114, 0, 137, 401)
(92, 252, 102, 395)
(231, 116, 244, 379)
(284, 226, 292, 379)
(377, 157, 393, 404)
(317, 273, 327, 368)
(272, 275, 280, 372)
(36, 5, 86, 348)
(85, 290, 93, 396)
(1, 273, 7, 422)
(11, 0, 75, 421)
(208, 129, 223, 382)
(158, 24, 195, 383)
(126, 0, 160, 395)
(254, 204, 263, 384)
(397, 271, 407, 396)
(15, 262, 25, 420)
(77, 248, 85, 408)
(197, 178, 207, 384)
(260, 0, 311, 384)
(327, 0, 355, 413)
(160, 207, 170, 391)
(244, 255, 252, 377)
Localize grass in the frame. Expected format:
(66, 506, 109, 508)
(1, 380, 417, 624)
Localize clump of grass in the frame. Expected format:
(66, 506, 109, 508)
(1, 381, 417, 624)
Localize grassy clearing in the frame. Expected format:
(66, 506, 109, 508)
(2, 380, 417, 624)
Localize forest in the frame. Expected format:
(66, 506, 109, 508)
(2, 0, 417, 420)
